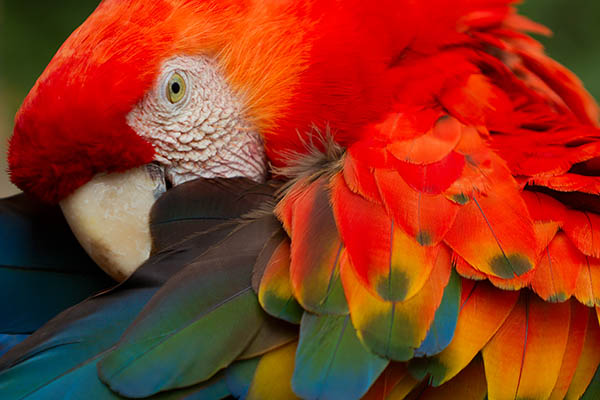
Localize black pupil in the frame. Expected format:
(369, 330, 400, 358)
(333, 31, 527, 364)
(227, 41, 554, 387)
(171, 82, 181, 94)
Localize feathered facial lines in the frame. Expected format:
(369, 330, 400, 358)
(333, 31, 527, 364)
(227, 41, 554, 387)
(126, 54, 267, 187)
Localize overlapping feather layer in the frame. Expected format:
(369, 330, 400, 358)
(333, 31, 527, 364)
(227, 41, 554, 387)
(3, 2, 600, 400)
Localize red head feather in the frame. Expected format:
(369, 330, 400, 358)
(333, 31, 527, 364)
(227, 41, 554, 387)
(9, 0, 538, 203)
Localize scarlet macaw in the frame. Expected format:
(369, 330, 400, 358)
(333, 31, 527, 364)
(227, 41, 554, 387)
(1, 0, 600, 399)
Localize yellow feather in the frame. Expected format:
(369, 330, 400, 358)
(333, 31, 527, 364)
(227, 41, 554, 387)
(247, 341, 300, 400)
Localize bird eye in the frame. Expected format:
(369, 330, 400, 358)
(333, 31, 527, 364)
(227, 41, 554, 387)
(166, 73, 186, 104)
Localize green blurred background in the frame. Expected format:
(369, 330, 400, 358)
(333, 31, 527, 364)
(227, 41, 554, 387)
(0, 0, 599, 196)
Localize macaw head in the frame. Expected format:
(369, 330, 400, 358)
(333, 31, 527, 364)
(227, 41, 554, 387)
(7, 0, 515, 279)
(9, 0, 307, 279)
(7, 0, 401, 279)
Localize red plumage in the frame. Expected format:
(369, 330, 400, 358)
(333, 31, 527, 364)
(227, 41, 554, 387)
(10, 0, 563, 203)
(6, 0, 600, 398)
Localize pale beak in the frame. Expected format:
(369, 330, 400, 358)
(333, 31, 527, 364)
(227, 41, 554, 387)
(59, 164, 166, 281)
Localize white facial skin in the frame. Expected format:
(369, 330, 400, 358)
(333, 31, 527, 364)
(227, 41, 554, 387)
(127, 55, 267, 185)
(61, 55, 268, 281)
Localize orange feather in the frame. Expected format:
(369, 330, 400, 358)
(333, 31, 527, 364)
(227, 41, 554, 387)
(394, 152, 466, 195)
(410, 280, 518, 386)
(531, 232, 586, 302)
(340, 246, 452, 361)
(409, 356, 487, 400)
(453, 254, 487, 281)
(444, 180, 537, 280)
(386, 115, 463, 165)
(332, 174, 437, 302)
(440, 73, 512, 128)
(482, 293, 571, 400)
(531, 174, 600, 195)
(374, 169, 460, 246)
(343, 153, 383, 204)
(549, 301, 590, 400)
(563, 210, 600, 258)
(565, 310, 600, 399)
(521, 190, 566, 226)
(575, 256, 600, 307)
(361, 364, 415, 400)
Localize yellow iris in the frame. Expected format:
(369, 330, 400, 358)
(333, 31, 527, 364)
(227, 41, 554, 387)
(166, 73, 186, 104)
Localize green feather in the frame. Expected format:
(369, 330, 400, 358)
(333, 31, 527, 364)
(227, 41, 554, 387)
(257, 237, 304, 324)
(292, 313, 389, 400)
(0, 179, 278, 400)
(98, 216, 280, 398)
(582, 363, 600, 400)
(237, 316, 298, 360)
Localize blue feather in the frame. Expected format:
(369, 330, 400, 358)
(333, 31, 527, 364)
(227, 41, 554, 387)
(0, 194, 113, 333)
(292, 313, 389, 400)
(224, 358, 260, 399)
(18, 354, 231, 400)
(0, 334, 28, 358)
(0, 220, 251, 398)
(414, 270, 461, 357)
(0, 288, 153, 399)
